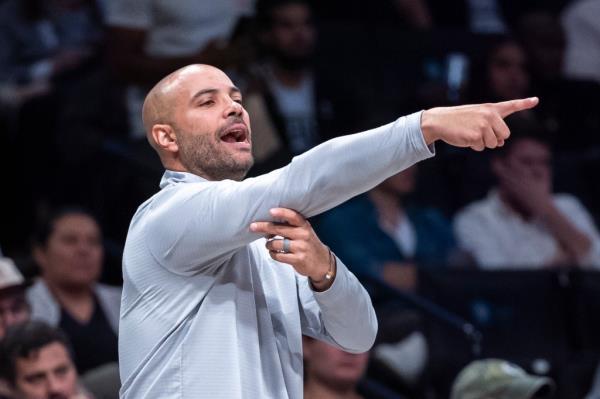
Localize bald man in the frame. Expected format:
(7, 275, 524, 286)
(119, 64, 538, 398)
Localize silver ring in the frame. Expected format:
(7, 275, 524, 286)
(282, 238, 291, 254)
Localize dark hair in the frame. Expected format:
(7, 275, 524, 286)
(494, 114, 550, 158)
(0, 321, 72, 385)
(465, 35, 529, 103)
(32, 206, 100, 248)
(255, 0, 312, 30)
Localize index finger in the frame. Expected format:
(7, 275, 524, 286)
(269, 207, 308, 227)
(492, 97, 539, 118)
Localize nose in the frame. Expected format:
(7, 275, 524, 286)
(46, 374, 64, 396)
(223, 99, 243, 118)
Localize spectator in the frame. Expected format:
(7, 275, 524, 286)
(0, 258, 30, 339)
(562, 0, 600, 83)
(465, 36, 531, 104)
(304, 335, 409, 399)
(0, 0, 107, 256)
(28, 207, 120, 374)
(315, 166, 451, 390)
(303, 336, 369, 399)
(105, 0, 255, 139)
(451, 359, 555, 399)
(0, 257, 31, 399)
(454, 115, 600, 269)
(0, 0, 103, 108)
(516, 11, 565, 82)
(0, 321, 92, 399)
(316, 166, 456, 291)
(244, 0, 363, 174)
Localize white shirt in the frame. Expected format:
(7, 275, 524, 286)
(105, 0, 255, 137)
(268, 74, 318, 154)
(454, 190, 600, 269)
(562, 0, 600, 83)
(119, 112, 434, 398)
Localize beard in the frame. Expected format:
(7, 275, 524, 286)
(177, 127, 254, 181)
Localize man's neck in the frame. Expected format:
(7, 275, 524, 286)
(304, 380, 362, 399)
(271, 62, 310, 88)
(497, 188, 533, 220)
(45, 279, 95, 323)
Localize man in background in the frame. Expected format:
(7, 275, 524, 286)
(0, 321, 91, 399)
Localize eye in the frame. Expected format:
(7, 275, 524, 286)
(199, 100, 215, 107)
(233, 98, 243, 105)
(55, 365, 70, 376)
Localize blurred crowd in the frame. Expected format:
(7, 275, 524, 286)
(1, 0, 600, 398)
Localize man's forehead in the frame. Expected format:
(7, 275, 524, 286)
(176, 66, 236, 95)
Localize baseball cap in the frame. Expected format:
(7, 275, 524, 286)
(451, 359, 555, 399)
(0, 257, 26, 292)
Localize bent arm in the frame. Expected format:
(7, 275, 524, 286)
(147, 112, 433, 274)
(299, 257, 378, 353)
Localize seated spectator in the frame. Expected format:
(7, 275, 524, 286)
(465, 36, 531, 104)
(451, 359, 555, 399)
(454, 115, 600, 269)
(315, 166, 456, 291)
(105, 0, 254, 139)
(0, 0, 106, 257)
(315, 167, 452, 389)
(28, 207, 121, 374)
(0, 321, 92, 399)
(244, 0, 363, 174)
(0, 0, 103, 108)
(0, 257, 31, 399)
(0, 258, 30, 339)
(303, 335, 368, 399)
(303, 336, 403, 399)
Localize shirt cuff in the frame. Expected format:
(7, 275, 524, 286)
(311, 256, 356, 307)
(406, 110, 435, 158)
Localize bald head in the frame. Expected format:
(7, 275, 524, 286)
(140, 64, 253, 180)
(142, 64, 229, 146)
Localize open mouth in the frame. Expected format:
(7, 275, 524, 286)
(220, 123, 249, 144)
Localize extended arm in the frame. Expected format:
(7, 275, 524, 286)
(146, 99, 538, 274)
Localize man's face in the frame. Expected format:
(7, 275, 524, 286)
(0, 288, 30, 338)
(36, 214, 103, 290)
(267, 3, 316, 67)
(489, 42, 530, 101)
(497, 138, 552, 187)
(12, 342, 78, 399)
(380, 166, 417, 196)
(304, 339, 369, 387)
(172, 67, 253, 181)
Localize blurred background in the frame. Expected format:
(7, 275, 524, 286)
(1, 0, 600, 398)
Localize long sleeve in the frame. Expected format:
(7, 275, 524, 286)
(298, 256, 377, 353)
(145, 111, 434, 275)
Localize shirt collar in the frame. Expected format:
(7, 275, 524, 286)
(159, 170, 207, 189)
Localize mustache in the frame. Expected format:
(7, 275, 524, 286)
(223, 117, 246, 128)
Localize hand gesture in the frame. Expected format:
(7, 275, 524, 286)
(250, 208, 334, 291)
(421, 97, 539, 150)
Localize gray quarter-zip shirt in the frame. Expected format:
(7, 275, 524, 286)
(118, 111, 434, 398)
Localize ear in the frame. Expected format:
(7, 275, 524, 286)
(151, 124, 179, 153)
